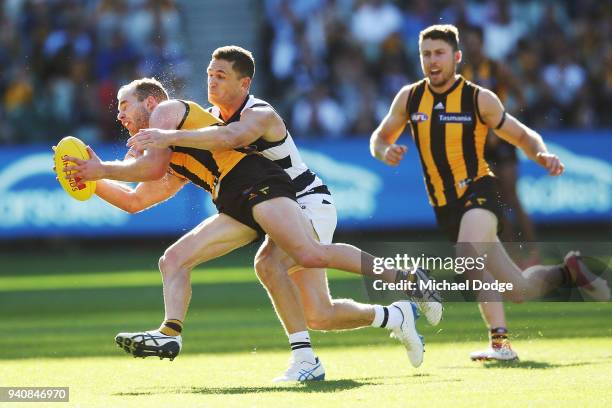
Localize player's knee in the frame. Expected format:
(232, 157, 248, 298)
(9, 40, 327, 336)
(253, 256, 279, 288)
(159, 248, 188, 276)
(293, 248, 327, 269)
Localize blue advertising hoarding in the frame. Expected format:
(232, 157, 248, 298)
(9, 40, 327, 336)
(0, 131, 610, 238)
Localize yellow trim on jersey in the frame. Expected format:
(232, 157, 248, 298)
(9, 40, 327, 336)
(417, 87, 446, 206)
(169, 101, 247, 197)
(445, 85, 468, 199)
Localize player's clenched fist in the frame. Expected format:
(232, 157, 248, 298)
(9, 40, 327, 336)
(536, 152, 565, 176)
(382, 144, 408, 166)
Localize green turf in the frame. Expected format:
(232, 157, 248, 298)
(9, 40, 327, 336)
(1, 340, 611, 408)
(1, 250, 611, 407)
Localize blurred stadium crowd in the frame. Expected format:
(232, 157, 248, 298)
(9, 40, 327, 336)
(0, 0, 189, 144)
(1, 0, 610, 145)
(261, 0, 611, 138)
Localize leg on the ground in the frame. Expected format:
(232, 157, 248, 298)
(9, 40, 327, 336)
(159, 213, 258, 321)
(469, 301, 518, 361)
(115, 213, 257, 360)
(254, 236, 309, 335)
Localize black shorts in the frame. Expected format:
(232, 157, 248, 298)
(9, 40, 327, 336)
(215, 154, 296, 237)
(433, 176, 506, 243)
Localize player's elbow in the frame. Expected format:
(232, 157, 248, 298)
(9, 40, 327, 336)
(369, 139, 377, 158)
(152, 168, 167, 180)
(224, 128, 253, 151)
(123, 196, 147, 214)
(144, 165, 167, 181)
(224, 134, 244, 151)
(369, 132, 387, 160)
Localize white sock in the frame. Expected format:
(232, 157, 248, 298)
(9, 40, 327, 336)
(371, 305, 386, 327)
(371, 305, 403, 329)
(288, 331, 315, 363)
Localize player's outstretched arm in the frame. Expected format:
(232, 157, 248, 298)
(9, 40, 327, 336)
(127, 107, 278, 152)
(478, 89, 564, 176)
(64, 101, 183, 182)
(95, 173, 187, 214)
(370, 85, 411, 166)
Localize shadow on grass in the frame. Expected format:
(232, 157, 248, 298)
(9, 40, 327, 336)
(115, 379, 373, 396)
(481, 360, 596, 369)
(355, 373, 463, 384)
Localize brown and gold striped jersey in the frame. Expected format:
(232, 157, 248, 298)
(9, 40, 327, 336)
(406, 76, 493, 207)
(168, 100, 247, 197)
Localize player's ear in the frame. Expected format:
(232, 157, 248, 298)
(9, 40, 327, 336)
(144, 95, 157, 112)
(241, 76, 251, 91)
(455, 50, 462, 64)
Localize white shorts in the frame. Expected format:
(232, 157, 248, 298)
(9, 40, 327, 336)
(297, 193, 337, 244)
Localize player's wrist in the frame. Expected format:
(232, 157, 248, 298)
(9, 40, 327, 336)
(98, 162, 112, 179)
(166, 131, 179, 147)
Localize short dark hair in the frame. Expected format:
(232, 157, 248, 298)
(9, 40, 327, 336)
(212, 45, 255, 79)
(119, 78, 169, 102)
(419, 24, 460, 51)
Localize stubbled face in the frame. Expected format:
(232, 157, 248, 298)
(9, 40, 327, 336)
(420, 38, 460, 88)
(207, 58, 248, 107)
(116, 89, 150, 136)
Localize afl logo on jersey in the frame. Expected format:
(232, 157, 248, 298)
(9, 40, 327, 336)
(411, 112, 429, 122)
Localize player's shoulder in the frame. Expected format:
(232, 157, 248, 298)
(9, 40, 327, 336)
(153, 99, 188, 116)
(148, 99, 188, 128)
(393, 79, 426, 113)
(474, 85, 502, 107)
(242, 96, 279, 122)
(399, 79, 426, 97)
(247, 95, 273, 109)
(243, 96, 276, 116)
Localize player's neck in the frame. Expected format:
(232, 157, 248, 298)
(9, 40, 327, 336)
(427, 74, 461, 94)
(218, 94, 249, 122)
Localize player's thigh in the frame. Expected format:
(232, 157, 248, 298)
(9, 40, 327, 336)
(166, 213, 258, 270)
(252, 197, 321, 258)
(457, 208, 498, 243)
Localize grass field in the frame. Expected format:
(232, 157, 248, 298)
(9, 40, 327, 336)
(1, 248, 611, 407)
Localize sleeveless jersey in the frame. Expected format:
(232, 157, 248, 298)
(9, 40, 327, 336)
(168, 100, 247, 197)
(207, 95, 330, 199)
(406, 76, 493, 207)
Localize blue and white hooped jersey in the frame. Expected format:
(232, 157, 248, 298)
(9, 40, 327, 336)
(208, 95, 331, 199)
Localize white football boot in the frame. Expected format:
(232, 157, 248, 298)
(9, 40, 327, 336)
(470, 343, 518, 361)
(389, 301, 425, 368)
(115, 330, 182, 361)
(564, 251, 610, 301)
(408, 267, 443, 326)
(273, 357, 325, 382)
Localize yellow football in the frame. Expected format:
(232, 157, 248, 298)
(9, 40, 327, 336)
(53, 136, 96, 201)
